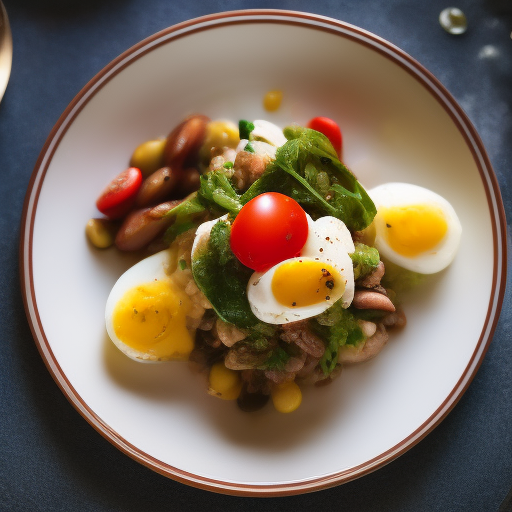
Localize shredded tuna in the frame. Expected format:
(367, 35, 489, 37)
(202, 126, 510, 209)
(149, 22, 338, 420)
(264, 370, 296, 384)
(358, 261, 385, 288)
(280, 320, 325, 358)
(296, 354, 320, 379)
(215, 319, 247, 347)
(232, 151, 269, 190)
(224, 344, 268, 370)
(284, 351, 307, 373)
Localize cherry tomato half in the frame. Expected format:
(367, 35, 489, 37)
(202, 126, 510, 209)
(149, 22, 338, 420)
(96, 167, 143, 219)
(307, 116, 342, 158)
(230, 192, 308, 272)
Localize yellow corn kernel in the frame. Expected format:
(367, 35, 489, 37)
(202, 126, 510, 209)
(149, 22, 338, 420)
(271, 381, 302, 413)
(263, 90, 283, 112)
(208, 362, 242, 401)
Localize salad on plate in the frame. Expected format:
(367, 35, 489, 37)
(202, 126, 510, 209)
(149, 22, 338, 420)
(87, 113, 462, 414)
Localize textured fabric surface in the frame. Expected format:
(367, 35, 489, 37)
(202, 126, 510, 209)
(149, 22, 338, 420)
(1, 0, 511, 510)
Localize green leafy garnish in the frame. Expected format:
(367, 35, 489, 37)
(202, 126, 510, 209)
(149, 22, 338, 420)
(312, 301, 365, 375)
(351, 243, 380, 280)
(163, 170, 243, 243)
(239, 120, 255, 140)
(163, 193, 206, 244)
(191, 220, 258, 328)
(244, 141, 255, 153)
(262, 345, 291, 371)
(197, 170, 242, 216)
(228, 334, 291, 372)
(242, 126, 376, 231)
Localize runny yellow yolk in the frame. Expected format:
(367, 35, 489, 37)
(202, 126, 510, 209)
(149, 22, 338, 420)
(112, 280, 194, 361)
(378, 203, 448, 257)
(271, 260, 344, 308)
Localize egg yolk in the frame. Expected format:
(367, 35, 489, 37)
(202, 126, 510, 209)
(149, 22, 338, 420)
(271, 260, 344, 308)
(112, 279, 194, 361)
(378, 203, 448, 257)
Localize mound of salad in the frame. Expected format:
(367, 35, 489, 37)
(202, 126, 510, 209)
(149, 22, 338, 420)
(88, 112, 460, 414)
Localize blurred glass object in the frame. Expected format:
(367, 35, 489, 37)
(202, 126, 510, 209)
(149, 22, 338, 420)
(439, 7, 468, 35)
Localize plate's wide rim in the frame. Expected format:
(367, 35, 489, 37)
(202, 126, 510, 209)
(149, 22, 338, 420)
(19, 9, 508, 496)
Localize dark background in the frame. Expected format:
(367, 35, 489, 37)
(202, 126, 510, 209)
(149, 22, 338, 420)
(1, 1, 511, 510)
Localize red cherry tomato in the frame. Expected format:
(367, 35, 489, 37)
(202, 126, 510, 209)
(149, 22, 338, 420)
(230, 192, 308, 272)
(96, 167, 143, 219)
(307, 116, 342, 158)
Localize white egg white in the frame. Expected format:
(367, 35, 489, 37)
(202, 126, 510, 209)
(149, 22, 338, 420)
(368, 182, 462, 274)
(247, 215, 355, 325)
(235, 139, 277, 159)
(191, 214, 228, 259)
(251, 119, 287, 147)
(105, 249, 175, 362)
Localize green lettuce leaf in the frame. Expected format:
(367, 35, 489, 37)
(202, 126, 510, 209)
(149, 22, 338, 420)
(191, 219, 258, 328)
(164, 170, 243, 243)
(197, 170, 242, 216)
(242, 125, 376, 231)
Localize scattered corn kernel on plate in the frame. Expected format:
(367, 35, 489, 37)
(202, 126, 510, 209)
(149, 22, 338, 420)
(20, 10, 507, 495)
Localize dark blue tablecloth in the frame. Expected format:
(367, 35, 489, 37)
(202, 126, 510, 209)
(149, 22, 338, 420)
(1, 0, 511, 510)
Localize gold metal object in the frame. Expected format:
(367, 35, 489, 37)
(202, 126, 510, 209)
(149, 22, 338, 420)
(0, 1, 13, 102)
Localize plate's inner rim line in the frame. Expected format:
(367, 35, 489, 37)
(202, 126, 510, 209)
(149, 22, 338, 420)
(21, 10, 507, 494)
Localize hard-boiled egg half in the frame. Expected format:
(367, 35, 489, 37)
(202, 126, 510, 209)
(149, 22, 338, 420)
(105, 249, 194, 362)
(247, 214, 355, 324)
(368, 183, 462, 274)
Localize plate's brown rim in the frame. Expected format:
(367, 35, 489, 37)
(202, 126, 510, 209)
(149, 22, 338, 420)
(19, 9, 508, 497)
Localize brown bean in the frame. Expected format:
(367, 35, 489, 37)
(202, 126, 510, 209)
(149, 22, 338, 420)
(382, 309, 407, 328)
(352, 290, 396, 312)
(135, 166, 180, 207)
(176, 167, 201, 196)
(164, 115, 210, 168)
(115, 200, 181, 251)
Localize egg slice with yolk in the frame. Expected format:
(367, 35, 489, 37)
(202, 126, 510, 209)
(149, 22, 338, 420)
(105, 249, 194, 362)
(271, 259, 345, 307)
(369, 182, 462, 274)
(247, 215, 355, 324)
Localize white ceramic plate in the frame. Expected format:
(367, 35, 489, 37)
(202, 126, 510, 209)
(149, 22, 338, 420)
(20, 10, 507, 495)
